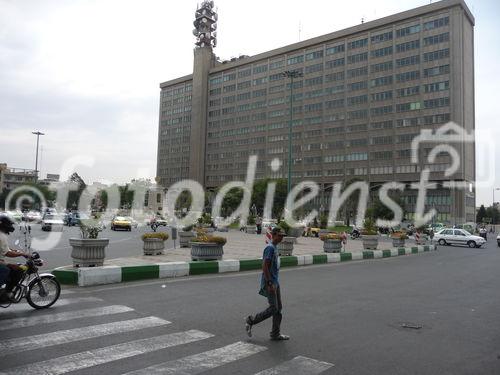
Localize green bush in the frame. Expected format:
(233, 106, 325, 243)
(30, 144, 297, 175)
(278, 220, 290, 235)
(362, 218, 377, 235)
(247, 215, 256, 225)
(141, 232, 169, 241)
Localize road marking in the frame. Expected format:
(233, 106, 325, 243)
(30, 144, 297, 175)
(0, 330, 213, 375)
(59, 289, 76, 295)
(0, 296, 103, 312)
(123, 341, 267, 374)
(254, 356, 334, 374)
(0, 305, 134, 331)
(0, 316, 170, 356)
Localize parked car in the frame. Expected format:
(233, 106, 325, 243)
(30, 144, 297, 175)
(41, 214, 64, 232)
(26, 211, 43, 223)
(111, 216, 132, 231)
(434, 228, 486, 248)
(497, 233, 500, 247)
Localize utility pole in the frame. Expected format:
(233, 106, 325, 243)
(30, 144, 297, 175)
(32, 131, 45, 182)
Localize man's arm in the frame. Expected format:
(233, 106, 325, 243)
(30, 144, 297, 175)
(5, 249, 28, 258)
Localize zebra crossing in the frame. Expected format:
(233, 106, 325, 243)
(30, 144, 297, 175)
(0, 295, 334, 375)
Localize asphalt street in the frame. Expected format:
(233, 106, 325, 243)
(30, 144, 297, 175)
(1, 236, 499, 374)
(5, 223, 177, 270)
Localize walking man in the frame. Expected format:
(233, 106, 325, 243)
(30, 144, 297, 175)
(245, 226, 289, 341)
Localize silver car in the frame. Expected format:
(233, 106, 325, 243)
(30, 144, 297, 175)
(434, 228, 486, 248)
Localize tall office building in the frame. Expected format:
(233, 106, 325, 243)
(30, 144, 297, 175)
(157, 0, 475, 224)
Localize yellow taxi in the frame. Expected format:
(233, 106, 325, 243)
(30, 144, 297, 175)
(111, 216, 132, 231)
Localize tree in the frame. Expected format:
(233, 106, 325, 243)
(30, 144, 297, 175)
(67, 173, 87, 210)
(476, 205, 487, 223)
(371, 195, 406, 222)
(485, 206, 500, 225)
(251, 178, 287, 218)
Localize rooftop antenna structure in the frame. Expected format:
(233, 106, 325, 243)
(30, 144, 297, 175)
(192, 0, 218, 48)
(299, 21, 302, 41)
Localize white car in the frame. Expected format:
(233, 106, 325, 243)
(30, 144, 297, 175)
(434, 228, 486, 248)
(41, 214, 65, 231)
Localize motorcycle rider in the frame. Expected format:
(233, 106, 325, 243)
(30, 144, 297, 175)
(0, 215, 29, 300)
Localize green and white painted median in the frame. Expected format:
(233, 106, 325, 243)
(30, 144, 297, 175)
(53, 244, 437, 287)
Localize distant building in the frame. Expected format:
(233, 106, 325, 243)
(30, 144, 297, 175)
(0, 163, 37, 193)
(157, 0, 476, 224)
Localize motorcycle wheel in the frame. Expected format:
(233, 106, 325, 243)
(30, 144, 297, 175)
(26, 276, 61, 309)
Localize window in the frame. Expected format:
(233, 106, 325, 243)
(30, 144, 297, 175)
(304, 89, 323, 99)
(423, 48, 450, 62)
(325, 71, 345, 82)
(305, 76, 323, 86)
(210, 87, 221, 96)
(269, 85, 284, 94)
(371, 120, 393, 130)
(325, 58, 345, 69)
(396, 117, 422, 127)
(371, 151, 393, 160)
(396, 101, 421, 112)
(253, 88, 267, 97)
(371, 31, 393, 44)
(324, 155, 344, 162)
(423, 113, 450, 124)
(347, 52, 368, 64)
(396, 86, 419, 97)
(397, 150, 412, 158)
(423, 64, 450, 77)
(304, 102, 323, 112)
(209, 98, 221, 107)
(371, 61, 393, 73)
(222, 96, 235, 104)
(270, 60, 285, 70)
(370, 75, 393, 88)
(396, 70, 420, 83)
(371, 136, 393, 145)
(347, 123, 367, 132)
(253, 64, 268, 74)
(424, 81, 449, 93)
(347, 109, 368, 120)
(424, 97, 450, 108)
(326, 44, 345, 55)
(396, 39, 420, 53)
(237, 81, 251, 90)
(348, 38, 368, 50)
(371, 91, 392, 102)
(424, 32, 449, 46)
(325, 84, 344, 95)
(325, 98, 345, 109)
(347, 138, 368, 147)
(223, 73, 236, 82)
(423, 16, 449, 31)
(396, 55, 420, 67)
(287, 55, 304, 65)
(253, 77, 268, 86)
(397, 133, 419, 143)
(396, 24, 421, 38)
(269, 73, 284, 82)
(223, 84, 236, 93)
(305, 63, 323, 74)
(238, 68, 252, 78)
(371, 105, 393, 116)
(347, 66, 368, 78)
(349, 81, 368, 91)
(209, 75, 223, 85)
(347, 94, 368, 106)
(371, 46, 393, 58)
(346, 152, 368, 161)
(306, 50, 324, 61)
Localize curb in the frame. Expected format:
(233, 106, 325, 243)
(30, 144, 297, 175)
(52, 244, 437, 287)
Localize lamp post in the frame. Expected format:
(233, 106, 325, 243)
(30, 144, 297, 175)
(493, 187, 500, 207)
(282, 70, 303, 194)
(32, 131, 45, 182)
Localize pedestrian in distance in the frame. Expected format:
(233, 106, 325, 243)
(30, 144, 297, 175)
(245, 226, 289, 341)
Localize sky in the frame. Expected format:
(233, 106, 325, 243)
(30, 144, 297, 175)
(0, 0, 499, 205)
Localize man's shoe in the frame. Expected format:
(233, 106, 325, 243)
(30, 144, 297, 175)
(245, 316, 253, 337)
(270, 334, 290, 341)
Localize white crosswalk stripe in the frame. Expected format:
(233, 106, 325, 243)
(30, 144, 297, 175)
(0, 330, 214, 375)
(123, 341, 267, 375)
(0, 296, 103, 312)
(0, 305, 134, 331)
(254, 355, 334, 374)
(0, 316, 170, 356)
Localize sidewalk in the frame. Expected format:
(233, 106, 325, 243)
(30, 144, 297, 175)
(53, 231, 436, 286)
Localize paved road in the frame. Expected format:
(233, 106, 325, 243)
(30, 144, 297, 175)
(1, 236, 499, 374)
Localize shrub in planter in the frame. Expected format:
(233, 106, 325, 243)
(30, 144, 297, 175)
(320, 233, 343, 253)
(390, 231, 407, 247)
(190, 229, 227, 261)
(141, 232, 169, 255)
(361, 218, 379, 250)
(69, 219, 109, 267)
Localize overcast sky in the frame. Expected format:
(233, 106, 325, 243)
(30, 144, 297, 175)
(0, 0, 499, 205)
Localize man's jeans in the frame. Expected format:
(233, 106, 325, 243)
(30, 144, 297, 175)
(0, 264, 10, 287)
(252, 285, 282, 337)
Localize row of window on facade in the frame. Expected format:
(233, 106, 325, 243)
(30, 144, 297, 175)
(207, 16, 449, 86)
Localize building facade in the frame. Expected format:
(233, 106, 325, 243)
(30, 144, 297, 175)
(157, 0, 475, 224)
(0, 163, 37, 193)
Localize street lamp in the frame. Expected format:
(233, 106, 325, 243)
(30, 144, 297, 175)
(32, 131, 45, 182)
(282, 70, 303, 194)
(493, 187, 500, 206)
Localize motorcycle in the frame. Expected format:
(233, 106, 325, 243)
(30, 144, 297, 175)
(350, 227, 360, 239)
(0, 251, 61, 309)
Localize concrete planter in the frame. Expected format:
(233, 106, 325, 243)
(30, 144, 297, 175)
(323, 239, 342, 253)
(246, 225, 257, 234)
(288, 226, 305, 238)
(142, 238, 165, 256)
(190, 242, 224, 261)
(69, 238, 109, 267)
(179, 231, 195, 248)
(277, 236, 294, 256)
(391, 237, 406, 248)
(362, 235, 379, 250)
